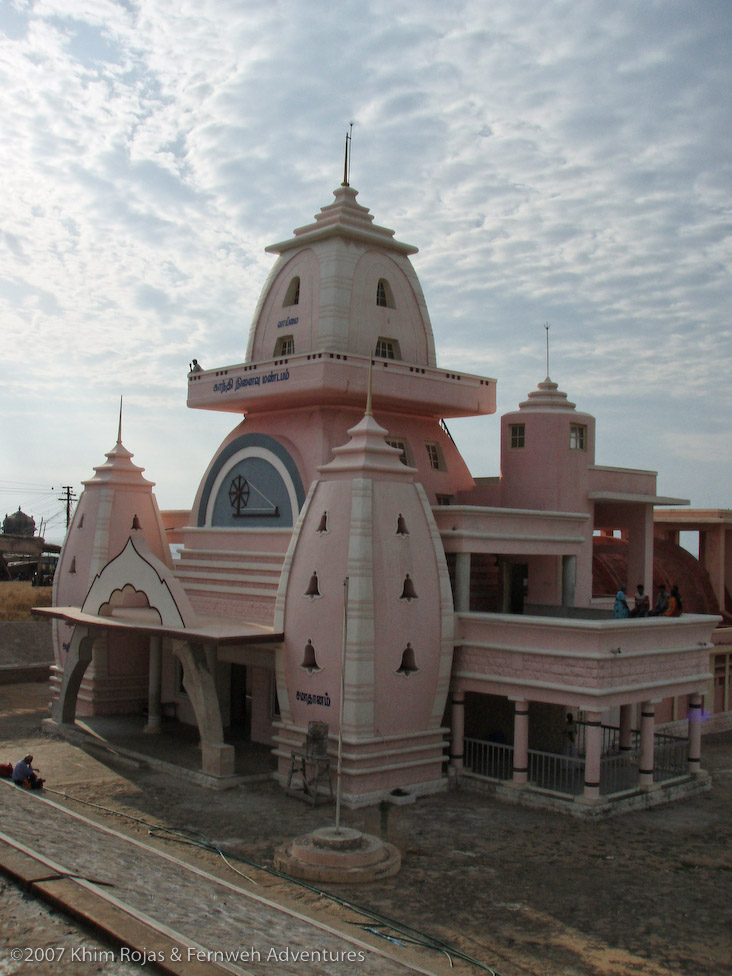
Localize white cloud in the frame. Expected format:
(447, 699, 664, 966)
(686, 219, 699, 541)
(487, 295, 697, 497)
(1, 0, 730, 538)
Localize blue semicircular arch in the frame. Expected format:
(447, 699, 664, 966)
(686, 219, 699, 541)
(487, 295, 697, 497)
(197, 433, 305, 528)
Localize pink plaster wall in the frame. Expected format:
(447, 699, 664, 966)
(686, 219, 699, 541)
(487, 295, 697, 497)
(454, 612, 717, 708)
(500, 408, 596, 513)
(188, 405, 477, 530)
(247, 248, 320, 362)
(371, 481, 447, 734)
(277, 460, 452, 742)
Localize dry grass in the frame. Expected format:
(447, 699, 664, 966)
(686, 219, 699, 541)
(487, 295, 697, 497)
(0, 582, 52, 621)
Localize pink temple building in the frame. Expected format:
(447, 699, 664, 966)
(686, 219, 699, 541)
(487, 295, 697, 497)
(42, 181, 730, 815)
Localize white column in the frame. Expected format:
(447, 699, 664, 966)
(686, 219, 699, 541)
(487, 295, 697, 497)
(687, 693, 703, 775)
(450, 690, 465, 771)
(582, 710, 602, 801)
(639, 701, 655, 788)
(561, 556, 577, 607)
(512, 699, 529, 786)
(144, 635, 163, 734)
(619, 703, 633, 753)
(454, 553, 471, 612)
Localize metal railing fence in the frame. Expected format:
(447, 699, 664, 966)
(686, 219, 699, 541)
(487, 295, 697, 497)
(527, 748, 585, 795)
(464, 727, 690, 797)
(463, 738, 513, 780)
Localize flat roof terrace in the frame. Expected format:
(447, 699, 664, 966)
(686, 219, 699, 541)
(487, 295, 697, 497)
(187, 352, 496, 419)
(454, 611, 719, 709)
(433, 505, 589, 555)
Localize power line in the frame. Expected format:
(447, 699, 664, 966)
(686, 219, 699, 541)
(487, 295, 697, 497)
(0, 485, 57, 495)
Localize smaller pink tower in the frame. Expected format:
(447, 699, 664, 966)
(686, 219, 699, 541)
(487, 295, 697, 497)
(51, 408, 172, 714)
(500, 376, 596, 513)
(273, 400, 454, 806)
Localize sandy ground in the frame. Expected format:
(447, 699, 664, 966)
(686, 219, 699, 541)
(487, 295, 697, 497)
(1, 682, 731, 976)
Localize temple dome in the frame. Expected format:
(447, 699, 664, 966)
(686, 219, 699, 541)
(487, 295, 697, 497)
(245, 186, 437, 367)
(2, 508, 35, 537)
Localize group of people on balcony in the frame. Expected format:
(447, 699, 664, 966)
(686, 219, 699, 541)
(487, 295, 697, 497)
(614, 583, 682, 619)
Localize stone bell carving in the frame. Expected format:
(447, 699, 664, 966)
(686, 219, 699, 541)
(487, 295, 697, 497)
(396, 642, 419, 676)
(304, 570, 321, 598)
(400, 573, 418, 601)
(300, 639, 321, 673)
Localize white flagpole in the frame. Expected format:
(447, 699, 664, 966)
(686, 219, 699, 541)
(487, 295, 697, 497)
(335, 575, 348, 832)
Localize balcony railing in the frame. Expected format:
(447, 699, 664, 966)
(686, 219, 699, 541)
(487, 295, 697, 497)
(464, 739, 514, 782)
(464, 725, 690, 798)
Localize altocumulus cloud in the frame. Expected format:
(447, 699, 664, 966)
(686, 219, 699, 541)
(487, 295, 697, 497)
(0, 0, 730, 529)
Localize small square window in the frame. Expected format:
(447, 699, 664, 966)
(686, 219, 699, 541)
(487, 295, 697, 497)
(509, 424, 525, 449)
(386, 438, 409, 465)
(425, 442, 444, 470)
(436, 494, 452, 506)
(570, 425, 586, 450)
(274, 335, 294, 357)
(375, 336, 401, 360)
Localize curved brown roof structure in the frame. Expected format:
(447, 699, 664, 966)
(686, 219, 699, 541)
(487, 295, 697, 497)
(593, 535, 725, 619)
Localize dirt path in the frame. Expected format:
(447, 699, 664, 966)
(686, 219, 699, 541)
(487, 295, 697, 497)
(1, 683, 731, 976)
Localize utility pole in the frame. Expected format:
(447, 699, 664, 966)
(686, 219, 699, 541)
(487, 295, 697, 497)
(58, 486, 77, 528)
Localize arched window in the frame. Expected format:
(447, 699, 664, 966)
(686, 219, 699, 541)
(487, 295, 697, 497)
(375, 336, 400, 360)
(376, 278, 395, 308)
(283, 276, 300, 306)
(274, 335, 294, 356)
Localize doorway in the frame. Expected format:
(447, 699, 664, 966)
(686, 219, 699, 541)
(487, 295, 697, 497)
(229, 664, 252, 738)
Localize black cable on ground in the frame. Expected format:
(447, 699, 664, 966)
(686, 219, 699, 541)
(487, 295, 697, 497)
(43, 787, 503, 975)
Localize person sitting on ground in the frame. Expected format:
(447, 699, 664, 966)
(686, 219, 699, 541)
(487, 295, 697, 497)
(663, 585, 683, 617)
(630, 583, 650, 617)
(12, 754, 43, 789)
(613, 587, 630, 619)
(650, 584, 670, 616)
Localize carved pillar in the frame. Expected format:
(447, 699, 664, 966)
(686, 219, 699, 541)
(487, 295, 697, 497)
(173, 640, 234, 778)
(51, 628, 95, 725)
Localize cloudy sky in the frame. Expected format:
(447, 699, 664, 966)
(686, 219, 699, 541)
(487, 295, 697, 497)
(1, 0, 730, 544)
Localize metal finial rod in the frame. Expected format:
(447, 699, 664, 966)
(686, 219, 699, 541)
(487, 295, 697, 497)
(341, 123, 354, 187)
(117, 395, 123, 443)
(366, 355, 373, 416)
(347, 121, 353, 185)
(544, 322, 550, 378)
